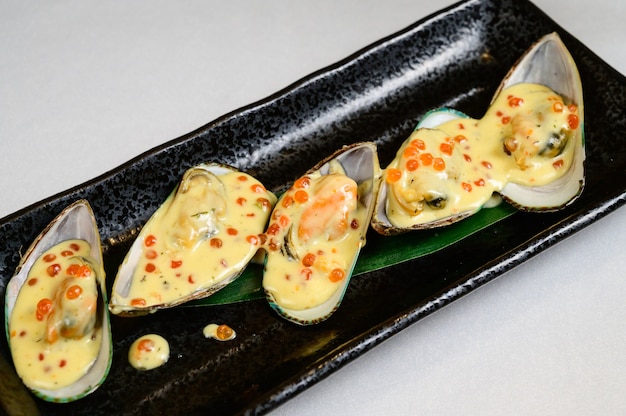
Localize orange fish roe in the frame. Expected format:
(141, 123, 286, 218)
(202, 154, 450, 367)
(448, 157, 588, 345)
(405, 159, 419, 171)
(433, 158, 446, 171)
(386, 168, 402, 183)
(294, 189, 309, 204)
(411, 138, 426, 150)
(329, 268, 345, 282)
(420, 153, 433, 166)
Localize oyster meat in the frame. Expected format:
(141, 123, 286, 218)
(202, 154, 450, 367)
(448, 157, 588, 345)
(4, 200, 111, 402)
(110, 163, 276, 316)
(262, 142, 381, 325)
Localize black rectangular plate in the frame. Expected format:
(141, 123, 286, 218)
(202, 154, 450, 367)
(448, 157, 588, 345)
(1, 0, 626, 414)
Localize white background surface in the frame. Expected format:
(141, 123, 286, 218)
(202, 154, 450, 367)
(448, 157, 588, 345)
(1, 1, 625, 414)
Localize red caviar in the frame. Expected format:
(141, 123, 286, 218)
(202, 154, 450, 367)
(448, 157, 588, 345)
(256, 197, 272, 211)
(302, 253, 316, 267)
(267, 223, 280, 236)
(65, 285, 82, 300)
(131, 298, 146, 307)
(329, 268, 345, 282)
(216, 324, 234, 341)
(137, 339, 155, 352)
(420, 153, 433, 166)
(411, 138, 426, 150)
(439, 142, 453, 156)
(67, 264, 91, 277)
(406, 159, 419, 171)
(46, 264, 61, 277)
(145, 234, 157, 247)
(301, 268, 312, 280)
(279, 215, 290, 228)
(294, 176, 311, 189)
(281, 195, 294, 208)
(508, 96, 523, 107)
(294, 190, 309, 204)
(43, 253, 56, 262)
(403, 146, 419, 158)
(386, 168, 402, 183)
(433, 158, 446, 171)
(37, 298, 53, 314)
(36, 298, 52, 321)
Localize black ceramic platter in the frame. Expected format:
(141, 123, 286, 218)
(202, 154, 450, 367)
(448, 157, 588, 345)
(2, 0, 626, 414)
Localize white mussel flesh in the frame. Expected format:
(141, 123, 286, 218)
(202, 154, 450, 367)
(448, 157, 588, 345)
(109, 163, 276, 316)
(262, 142, 381, 325)
(4, 200, 112, 402)
(372, 32, 584, 235)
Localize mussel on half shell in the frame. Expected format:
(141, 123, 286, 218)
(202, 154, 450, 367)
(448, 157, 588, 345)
(109, 163, 277, 316)
(5, 200, 112, 402)
(262, 142, 381, 325)
(372, 32, 585, 235)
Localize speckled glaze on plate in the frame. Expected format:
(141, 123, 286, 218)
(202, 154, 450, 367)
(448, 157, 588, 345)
(1, 0, 625, 414)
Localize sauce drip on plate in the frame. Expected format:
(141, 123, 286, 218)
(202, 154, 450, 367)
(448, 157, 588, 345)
(128, 334, 170, 370)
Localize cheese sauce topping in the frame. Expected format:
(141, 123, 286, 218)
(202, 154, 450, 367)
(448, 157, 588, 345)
(385, 83, 581, 227)
(128, 334, 169, 370)
(112, 169, 276, 312)
(263, 167, 369, 311)
(8, 239, 102, 391)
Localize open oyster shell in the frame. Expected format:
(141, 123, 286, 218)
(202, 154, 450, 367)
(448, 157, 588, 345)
(262, 142, 381, 325)
(495, 32, 585, 210)
(372, 32, 584, 235)
(4, 200, 112, 402)
(109, 163, 276, 316)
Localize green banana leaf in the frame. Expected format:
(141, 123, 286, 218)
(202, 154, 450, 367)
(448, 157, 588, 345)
(187, 202, 517, 307)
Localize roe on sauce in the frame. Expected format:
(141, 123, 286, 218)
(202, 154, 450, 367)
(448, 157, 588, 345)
(263, 168, 369, 311)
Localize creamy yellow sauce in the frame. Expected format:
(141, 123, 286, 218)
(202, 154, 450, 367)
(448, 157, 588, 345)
(128, 334, 169, 370)
(384, 83, 580, 227)
(263, 169, 369, 311)
(8, 239, 102, 391)
(112, 169, 276, 312)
